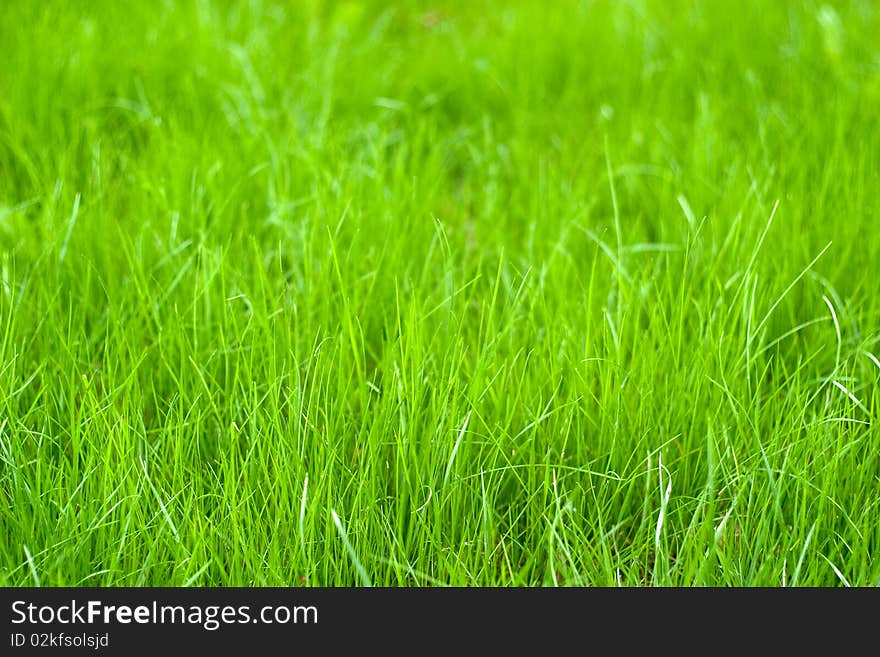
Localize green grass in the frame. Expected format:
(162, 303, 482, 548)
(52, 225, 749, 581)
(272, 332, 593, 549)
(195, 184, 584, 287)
(1, 0, 879, 586)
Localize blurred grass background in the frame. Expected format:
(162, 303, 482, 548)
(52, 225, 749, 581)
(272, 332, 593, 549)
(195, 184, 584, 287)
(1, 1, 879, 585)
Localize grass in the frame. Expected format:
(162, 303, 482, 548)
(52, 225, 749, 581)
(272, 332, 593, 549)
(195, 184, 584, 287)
(1, 0, 879, 587)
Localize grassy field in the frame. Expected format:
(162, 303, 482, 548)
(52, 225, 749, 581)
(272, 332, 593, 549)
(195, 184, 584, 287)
(1, 0, 879, 587)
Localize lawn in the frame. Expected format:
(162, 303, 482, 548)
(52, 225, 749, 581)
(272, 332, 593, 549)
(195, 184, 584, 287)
(1, 0, 879, 586)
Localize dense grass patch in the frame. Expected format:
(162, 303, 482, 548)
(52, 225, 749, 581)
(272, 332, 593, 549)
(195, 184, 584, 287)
(1, 0, 879, 585)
